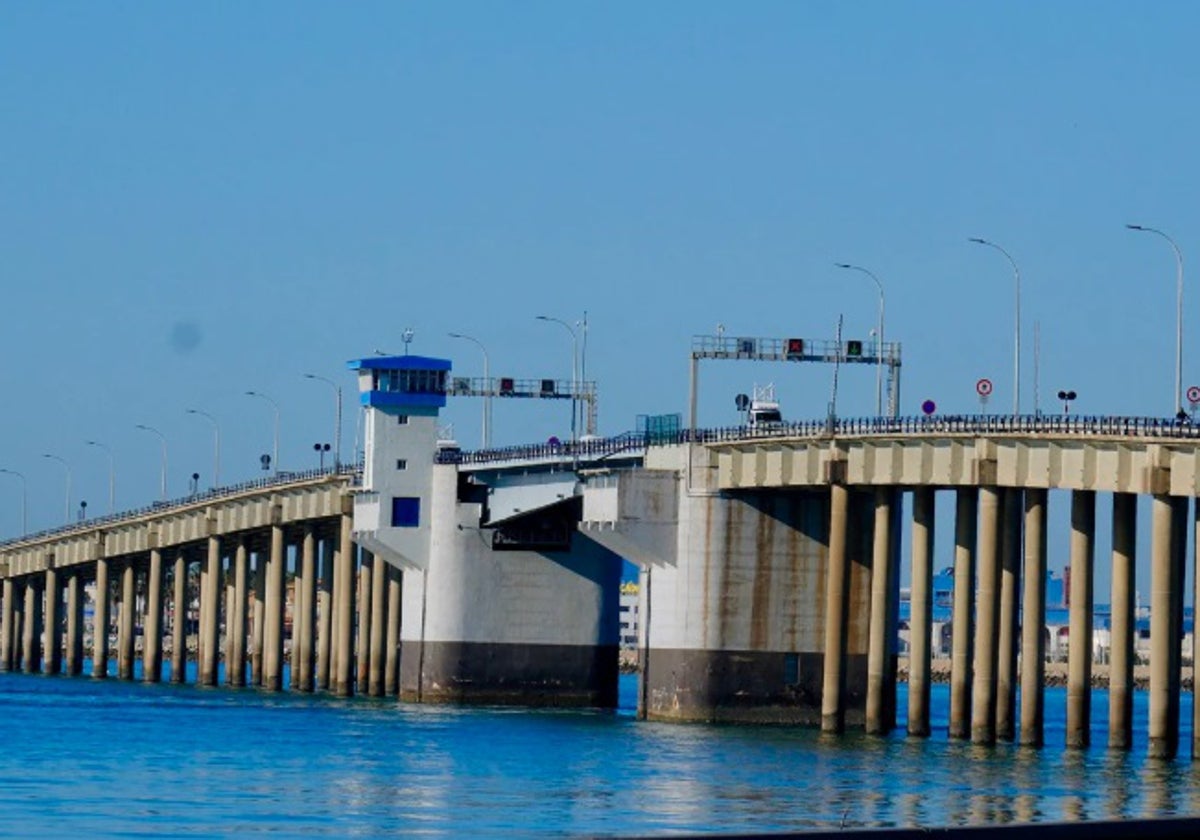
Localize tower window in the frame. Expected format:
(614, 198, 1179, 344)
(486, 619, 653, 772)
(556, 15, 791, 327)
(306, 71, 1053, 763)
(397, 415, 409, 425)
(396, 459, 408, 470)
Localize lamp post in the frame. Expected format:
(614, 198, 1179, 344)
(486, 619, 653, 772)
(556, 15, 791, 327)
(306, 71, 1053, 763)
(244, 390, 281, 474)
(135, 424, 168, 501)
(85, 439, 116, 513)
(1127, 224, 1185, 416)
(303, 374, 343, 468)
(186, 409, 220, 488)
(41, 453, 72, 525)
(0, 468, 27, 534)
(448, 332, 492, 448)
(969, 237, 1022, 417)
(834, 263, 886, 416)
(536, 314, 579, 442)
(1057, 389, 1078, 416)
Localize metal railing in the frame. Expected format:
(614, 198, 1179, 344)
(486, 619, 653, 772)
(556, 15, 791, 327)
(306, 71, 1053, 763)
(0, 461, 363, 549)
(436, 432, 649, 466)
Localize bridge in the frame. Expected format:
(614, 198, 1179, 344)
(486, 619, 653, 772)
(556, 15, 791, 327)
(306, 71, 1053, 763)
(2, 351, 1200, 762)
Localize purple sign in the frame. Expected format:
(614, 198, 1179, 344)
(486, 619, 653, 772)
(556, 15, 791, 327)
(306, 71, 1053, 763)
(921, 399, 936, 415)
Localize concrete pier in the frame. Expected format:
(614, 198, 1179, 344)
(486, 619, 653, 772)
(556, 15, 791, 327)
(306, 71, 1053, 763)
(92, 557, 110, 678)
(356, 549, 372, 695)
(865, 488, 895, 735)
(118, 561, 136, 680)
(316, 536, 333, 691)
(1109, 492, 1136, 750)
(144, 548, 163, 683)
(1066, 490, 1096, 748)
(1019, 488, 1047, 747)
(171, 553, 186, 684)
(385, 562, 401, 697)
(199, 536, 221, 686)
(995, 488, 1021, 742)
(229, 541, 248, 688)
(44, 565, 61, 675)
(1148, 494, 1178, 759)
(251, 551, 265, 686)
(263, 524, 285, 691)
(949, 488, 977, 740)
(297, 527, 316, 692)
(368, 550, 387, 697)
(334, 514, 355, 697)
(907, 488, 934, 737)
(971, 486, 1001, 745)
(1, 578, 13, 672)
(821, 483, 851, 734)
(22, 576, 42, 674)
(66, 572, 83, 676)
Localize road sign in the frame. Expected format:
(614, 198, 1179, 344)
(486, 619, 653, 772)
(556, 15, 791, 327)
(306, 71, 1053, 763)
(921, 399, 936, 415)
(1187, 385, 1200, 404)
(976, 378, 993, 397)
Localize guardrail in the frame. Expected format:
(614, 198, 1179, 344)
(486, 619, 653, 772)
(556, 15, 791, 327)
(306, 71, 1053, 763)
(0, 462, 363, 550)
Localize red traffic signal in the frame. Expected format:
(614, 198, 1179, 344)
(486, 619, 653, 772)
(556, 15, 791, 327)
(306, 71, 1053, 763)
(500, 377, 515, 394)
(785, 338, 804, 359)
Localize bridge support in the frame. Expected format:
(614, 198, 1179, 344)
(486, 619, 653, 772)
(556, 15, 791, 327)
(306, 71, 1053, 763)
(949, 488, 977, 740)
(170, 552, 186, 684)
(865, 487, 897, 735)
(356, 550, 373, 695)
(1109, 492, 1136, 750)
(1149, 494, 1180, 758)
(199, 536, 221, 686)
(118, 560, 136, 680)
(251, 550, 265, 686)
(297, 526, 316, 693)
(144, 548, 163, 683)
(334, 512, 355, 697)
(908, 487, 934, 737)
(44, 565, 61, 676)
(368, 549, 387, 697)
(23, 574, 42, 674)
(971, 486, 1001, 744)
(264, 524, 285, 691)
(1, 578, 13, 672)
(316, 536, 333, 691)
(66, 572, 84, 676)
(822, 483, 851, 734)
(385, 563, 401, 697)
(1019, 488, 1047, 746)
(229, 540, 248, 687)
(995, 488, 1021, 741)
(1066, 489, 1095, 748)
(92, 558, 110, 679)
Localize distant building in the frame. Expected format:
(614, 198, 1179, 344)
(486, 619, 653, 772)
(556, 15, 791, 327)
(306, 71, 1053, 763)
(619, 581, 639, 649)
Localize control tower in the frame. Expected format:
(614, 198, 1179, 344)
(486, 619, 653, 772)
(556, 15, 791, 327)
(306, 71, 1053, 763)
(348, 353, 451, 569)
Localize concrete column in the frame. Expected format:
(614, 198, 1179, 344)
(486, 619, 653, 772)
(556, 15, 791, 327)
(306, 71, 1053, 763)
(865, 487, 895, 735)
(385, 563, 402, 697)
(1149, 494, 1177, 759)
(264, 524, 285, 691)
(1194, 498, 1200, 760)
(10, 582, 22, 671)
(1066, 489, 1095, 748)
(229, 540, 248, 688)
(118, 561, 136, 680)
(369, 551, 387, 697)
(290, 539, 303, 691)
(908, 487, 934, 737)
(298, 526, 317, 692)
(199, 536, 221, 686)
(1169, 497, 1187, 746)
(971, 486, 1001, 744)
(1109, 492, 1136, 750)
(143, 549, 163, 683)
(22, 577, 42, 674)
(251, 551, 265, 686)
(1019, 488, 1048, 747)
(92, 558, 110, 679)
(995, 488, 1022, 742)
(357, 550, 374, 695)
(821, 483, 850, 733)
(0, 578, 13, 672)
(170, 553, 186, 684)
(66, 573, 84, 676)
(224, 554, 235, 684)
(316, 537, 333, 691)
(949, 488, 977, 740)
(334, 513, 356, 697)
(44, 565, 62, 675)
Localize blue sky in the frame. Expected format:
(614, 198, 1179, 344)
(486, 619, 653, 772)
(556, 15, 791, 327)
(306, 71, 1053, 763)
(3, 3, 1199, 596)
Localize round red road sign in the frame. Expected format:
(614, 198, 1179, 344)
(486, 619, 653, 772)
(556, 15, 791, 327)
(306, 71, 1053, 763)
(976, 378, 993, 397)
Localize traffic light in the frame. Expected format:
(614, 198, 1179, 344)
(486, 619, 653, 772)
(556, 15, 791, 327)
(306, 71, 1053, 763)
(540, 379, 556, 395)
(785, 338, 804, 359)
(500, 377, 515, 394)
(847, 340, 863, 357)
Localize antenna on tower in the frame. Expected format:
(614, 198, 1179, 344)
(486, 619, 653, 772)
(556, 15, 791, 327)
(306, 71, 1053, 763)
(402, 327, 415, 354)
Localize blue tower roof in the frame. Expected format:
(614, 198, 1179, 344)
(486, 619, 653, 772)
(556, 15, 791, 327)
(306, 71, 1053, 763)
(347, 354, 452, 372)
(348, 354, 452, 410)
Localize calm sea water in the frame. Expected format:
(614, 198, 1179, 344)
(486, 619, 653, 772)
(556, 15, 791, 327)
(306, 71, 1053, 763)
(1, 668, 1198, 837)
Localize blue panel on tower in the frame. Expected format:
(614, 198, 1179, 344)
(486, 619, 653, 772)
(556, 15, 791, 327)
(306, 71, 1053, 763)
(349, 354, 452, 410)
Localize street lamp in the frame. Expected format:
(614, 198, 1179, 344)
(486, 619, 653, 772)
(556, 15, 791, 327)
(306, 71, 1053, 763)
(313, 442, 331, 469)
(448, 332, 492, 448)
(1127, 224, 1185, 417)
(536, 314, 579, 442)
(135, 424, 168, 501)
(186, 409, 220, 488)
(834, 263, 887, 416)
(1057, 389, 1077, 416)
(303, 373, 343, 468)
(0, 468, 27, 534)
(969, 237, 1022, 417)
(41, 453, 72, 524)
(244, 390, 281, 474)
(85, 439, 116, 513)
